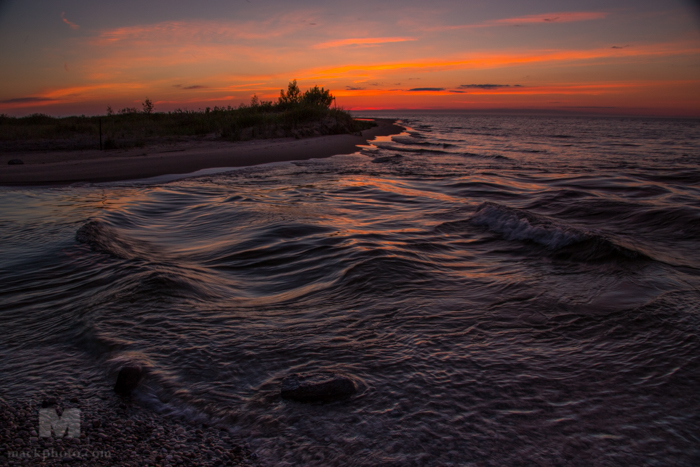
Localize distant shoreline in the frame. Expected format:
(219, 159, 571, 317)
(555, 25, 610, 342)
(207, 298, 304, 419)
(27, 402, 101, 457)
(0, 119, 403, 186)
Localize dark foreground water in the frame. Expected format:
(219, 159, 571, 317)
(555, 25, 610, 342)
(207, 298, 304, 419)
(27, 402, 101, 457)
(1, 114, 700, 466)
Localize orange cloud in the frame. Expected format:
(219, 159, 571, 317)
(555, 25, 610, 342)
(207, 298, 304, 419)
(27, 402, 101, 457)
(61, 12, 79, 30)
(313, 37, 416, 49)
(40, 83, 144, 99)
(305, 41, 700, 78)
(0, 83, 150, 109)
(429, 11, 608, 31)
(491, 11, 608, 25)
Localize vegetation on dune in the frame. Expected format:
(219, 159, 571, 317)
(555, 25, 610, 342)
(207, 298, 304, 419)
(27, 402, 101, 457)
(0, 81, 376, 151)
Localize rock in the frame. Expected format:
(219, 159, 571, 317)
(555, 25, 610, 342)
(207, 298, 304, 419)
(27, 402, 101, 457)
(281, 373, 357, 402)
(8, 159, 24, 165)
(114, 366, 144, 395)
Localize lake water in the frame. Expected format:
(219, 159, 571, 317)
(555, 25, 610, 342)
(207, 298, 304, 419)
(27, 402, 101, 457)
(1, 113, 699, 465)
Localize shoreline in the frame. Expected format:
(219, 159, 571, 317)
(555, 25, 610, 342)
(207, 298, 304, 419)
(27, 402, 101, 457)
(0, 118, 403, 186)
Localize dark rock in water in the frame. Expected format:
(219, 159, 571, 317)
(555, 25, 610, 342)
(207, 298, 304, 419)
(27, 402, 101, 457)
(281, 373, 356, 402)
(8, 159, 24, 165)
(114, 366, 143, 395)
(371, 155, 403, 164)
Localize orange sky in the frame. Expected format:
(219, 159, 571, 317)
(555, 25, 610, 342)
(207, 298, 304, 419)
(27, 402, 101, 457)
(0, 0, 699, 116)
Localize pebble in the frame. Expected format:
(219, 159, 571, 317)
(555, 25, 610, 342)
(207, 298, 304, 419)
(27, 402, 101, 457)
(0, 396, 256, 466)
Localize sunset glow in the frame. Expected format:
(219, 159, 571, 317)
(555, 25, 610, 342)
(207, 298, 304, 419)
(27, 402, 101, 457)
(1, 0, 698, 116)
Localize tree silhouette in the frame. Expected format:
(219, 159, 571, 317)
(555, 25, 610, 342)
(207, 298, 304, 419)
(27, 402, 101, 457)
(302, 86, 334, 108)
(142, 98, 154, 114)
(278, 80, 302, 106)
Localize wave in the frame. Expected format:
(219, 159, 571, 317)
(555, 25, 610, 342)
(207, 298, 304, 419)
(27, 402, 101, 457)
(372, 155, 404, 164)
(460, 152, 512, 161)
(76, 219, 154, 260)
(470, 202, 583, 249)
(374, 142, 451, 155)
(391, 136, 457, 148)
(469, 202, 650, 263)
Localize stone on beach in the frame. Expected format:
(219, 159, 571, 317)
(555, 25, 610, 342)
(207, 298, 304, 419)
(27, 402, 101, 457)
(114, 366, 144, 395)
(281, 373, 357, 402)
(1, 397, 254, 466)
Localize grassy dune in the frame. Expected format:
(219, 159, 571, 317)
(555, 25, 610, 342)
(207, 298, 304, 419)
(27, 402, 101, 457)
(0, 82, 375, 151)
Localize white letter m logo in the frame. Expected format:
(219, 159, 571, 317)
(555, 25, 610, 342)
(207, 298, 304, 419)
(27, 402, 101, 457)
(39, 408, 81, 438)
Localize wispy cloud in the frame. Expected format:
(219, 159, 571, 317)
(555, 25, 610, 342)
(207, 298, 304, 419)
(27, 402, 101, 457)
(0, 97, 57, 104)
(61, 12, 79, 30)
(433, 11, 608, 31)
(459, 84, 522, 89)
(333, 80, 700, 99)
(314, 37, 416, 49)
(492, 11, 608, 25)
(346, 86, 366, 90)
(173, 84, 209, 90)
(95, 15, 315, 45)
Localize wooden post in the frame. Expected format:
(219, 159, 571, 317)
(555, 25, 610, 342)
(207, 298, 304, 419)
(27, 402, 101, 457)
(99, 118, 103, 150)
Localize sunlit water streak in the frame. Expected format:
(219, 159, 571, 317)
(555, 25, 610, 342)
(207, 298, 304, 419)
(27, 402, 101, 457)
(1, 114, 699, 465)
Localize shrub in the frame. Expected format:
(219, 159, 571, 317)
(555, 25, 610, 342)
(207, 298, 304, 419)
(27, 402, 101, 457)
(278, 80, 302, 107)
(0, 81, 365, 149)
(142, 98, 154, 114)
(302, 86, 334, 108)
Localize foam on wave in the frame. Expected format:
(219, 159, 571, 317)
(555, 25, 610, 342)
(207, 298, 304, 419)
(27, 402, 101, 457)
(470, 202, 584, 249)
(470, 202, 650, 262)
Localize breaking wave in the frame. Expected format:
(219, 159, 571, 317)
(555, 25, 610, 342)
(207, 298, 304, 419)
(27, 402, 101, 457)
(469, 202, 650, 262)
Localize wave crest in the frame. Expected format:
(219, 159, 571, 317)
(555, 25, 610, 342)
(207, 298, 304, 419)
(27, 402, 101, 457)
(76, 219, 161, 261)
(470, 202, 583, 249)
(470, 202, 650, 262)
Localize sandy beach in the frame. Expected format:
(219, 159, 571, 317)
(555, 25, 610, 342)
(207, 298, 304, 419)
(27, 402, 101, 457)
(0, 118, 402, 186)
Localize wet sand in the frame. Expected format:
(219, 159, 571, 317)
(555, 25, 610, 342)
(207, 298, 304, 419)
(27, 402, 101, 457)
(0, 119, 402, 186)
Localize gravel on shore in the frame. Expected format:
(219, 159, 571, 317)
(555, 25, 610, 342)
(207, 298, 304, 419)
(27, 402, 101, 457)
(0, 395, 258, 466)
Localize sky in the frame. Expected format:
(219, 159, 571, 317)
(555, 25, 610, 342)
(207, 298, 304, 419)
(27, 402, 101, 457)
(1, 0, 699, 117)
